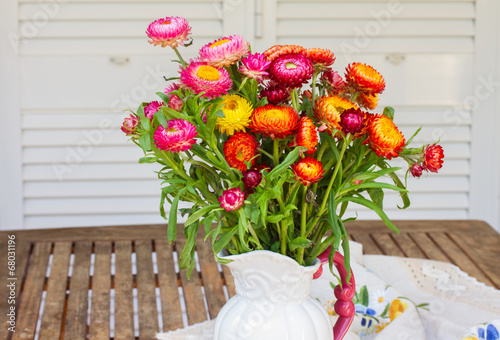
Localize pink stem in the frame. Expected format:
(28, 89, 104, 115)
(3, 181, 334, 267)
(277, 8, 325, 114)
(314, 246, 356, 340)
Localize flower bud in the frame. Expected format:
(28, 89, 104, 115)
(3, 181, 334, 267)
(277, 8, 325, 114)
(168, 95, 183, 111)
(218, 188, 245, 212)
(321, 69, 345, 94)
(339, 108, 365, 135)
(410, 163, 424, 178)
(121, 114, 139, 135)
(242, 170, 262, 189)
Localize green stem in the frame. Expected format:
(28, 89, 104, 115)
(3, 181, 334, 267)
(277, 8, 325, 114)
(291, 88, 300, 112)
(248, 224, 263, 250)
(273, 139, 281, 167)
(161, 151, 192, 183)
(311, 71, 319, 108)
(296, 185, 308, 265)
(276, 196, 287, 255)
(173, 47, 187, 67)
(259, 148, 274, 163)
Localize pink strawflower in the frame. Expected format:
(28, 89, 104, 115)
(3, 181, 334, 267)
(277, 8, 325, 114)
(153, 119, 197, 153)
(198, 35, 250, 68)
(410, 163, 424, 178)
(144, 101, 164, 120)
(239, 53, 271, 82)
(269, 53, 314, 88)
(218, 187, 245, 212)
(321, 69, 345, 95)
(121, 114, 139, 135)
(180, 61, 232, 99)
(339, 108, 366, 135)
(164, 82, 182, 97)
(168, 95, 183, 111)
(146, 17, 191, 48)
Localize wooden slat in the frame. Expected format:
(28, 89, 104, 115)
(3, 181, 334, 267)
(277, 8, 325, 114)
(89, 242, 111, 340)
(176, 240, 208, 325)
(38, 242, 72, 340)
(197, 241, 227, 318)
(371, 234, 406, 257)
(12, 242, 51, 340)
(63, 241, 92, 340)
(155, 239, 183, 331)
(113, 241, 135, 339)
(429, 233, 495, 287)
(408, 233, 450, 262)
(391, 233, 426, 259)
(221, 265, 236, 299)
(349, 233, 383, 255)
(134, 240, 159, 339)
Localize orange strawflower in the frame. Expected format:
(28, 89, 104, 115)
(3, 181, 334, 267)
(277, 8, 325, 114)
(365, 114, 405, 159)
(223, 132, 259, 171)
(345, 63, 385, 94)
(250, 105, 300, 139)
(290, 117, 318, 155)
(357, 92, 379, 111)
(303, 48, 336, 70)
(314, 96, 358, 135)
(263, 44, 305, 62)
(291, 157, 325, 186)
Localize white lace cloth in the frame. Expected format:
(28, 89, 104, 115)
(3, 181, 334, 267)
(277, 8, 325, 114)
(157, 242, 500, 340)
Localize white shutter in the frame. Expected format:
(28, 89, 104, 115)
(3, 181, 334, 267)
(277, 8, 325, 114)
(17, 0, 241, 228)
(255, 0, 476, 220)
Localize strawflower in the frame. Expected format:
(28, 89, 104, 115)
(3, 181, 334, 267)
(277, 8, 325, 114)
(290, 117, 318, 155)
(260, 84, 290, 104)
(292, 157, 325, 187)
(146, 17, 191, 48)
(364, 114, 405, 159)
(423, 144, 444, 173)
(216, 95, 253, 135)
(180, 61, 232, 99)
(218, 187, 245, 212)
(410, 163, 424, 178)
(345, 62, 386, 94)
(239, 53, 271, 82)
(121, 114, 139, 135)
(357, 92, 379, 111)
(144, 101, 164, 121)
(269, 53, 314, 88)
(314, 96, 358, 135)
(242, 170, 262, 189)
(154, 119, 197, 153)
(251, 105, 300, 139)
(303, 48, 336, 70)
(339, 108, 367, 136)
(264, 44, 305, 62)
(321, 70, 345, 95)
(198, 35, 249, 68)
(223, 132, 259, 171)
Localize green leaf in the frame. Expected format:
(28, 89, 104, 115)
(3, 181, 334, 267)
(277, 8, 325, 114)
(266, 214, 285, 223)
(178, 224, 198, 279)
(387, 169, 411, 209)
(213, 225, 238, 256)
(138, 134, 151, 153)
(359, 286, 369, 306)
(168, 186, 189, 243)
(155, 109, 168, 128)
(405, 126, 422, 147)
(338, 196, 400, 233)
(380, 303, 390, 318)
(138, 156, 158, 163)
(155, 91, 170, 104)
(184, 204, 222, 226)
(267, 147, 303, 181)
(383, 106, 395, 120)
(368, 188, 384, 210)
(288, 237, 312, 251)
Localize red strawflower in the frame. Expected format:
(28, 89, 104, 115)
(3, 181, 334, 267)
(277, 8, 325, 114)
(260, 84, 290, 105)
(291, 157, 325, 187)
(251, 105, 300, 140)
(264, 44, 305, 62)
(321, 69, 345, 95)
(223, 132, 259, 171)
(290, 116, 318, 155)
(410, 163, 424, 178)
(303, 48, 336, 70)
(218, 187, 245, 212)
(345, 63, 385, 94)
(364, 114, 405, 159)
(423, 144, 444, 173)
(242, 170, 262, 189)
(339, 108, 367, 137)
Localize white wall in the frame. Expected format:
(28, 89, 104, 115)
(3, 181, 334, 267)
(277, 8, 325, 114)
(1, 0, 499, 231)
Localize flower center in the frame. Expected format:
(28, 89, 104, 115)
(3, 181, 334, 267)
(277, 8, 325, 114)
(226, 100, 238, 110)
(265, 109, 283, 119)
(378, 297, 384, 303)
(161, 20, 171, 26)
(210, 39, 231, 48)
(196, 65, 221, 81)
(166, 127, 178, 134)
(286, 62, 297, 70)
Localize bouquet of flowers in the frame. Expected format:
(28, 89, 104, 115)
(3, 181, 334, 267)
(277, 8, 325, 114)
(122, 16, 444, 277)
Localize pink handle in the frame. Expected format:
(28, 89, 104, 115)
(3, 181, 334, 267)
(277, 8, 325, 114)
(313, 246, 356, 340)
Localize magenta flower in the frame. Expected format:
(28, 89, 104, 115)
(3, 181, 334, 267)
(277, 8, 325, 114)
(153, 119, 197, 153)
(144, 101, 164, 121)
(321, 69, 345, 95)
(146, 17, 191, 48)
(168, 95, 183, 111)
(180, 61, 232, 99)
(164, 82, 182, 97)
(260, 84, 290, 105)
(121, 114, 139, 135)
(339, 108, 366, 135)
(239, 53, 271, 82)
(409, 163, 424, 178)
(198, 35, 249, 68)
(242, 170, 262, 189)
(269, 53, 314, 88)
(218, 187, 245, 212)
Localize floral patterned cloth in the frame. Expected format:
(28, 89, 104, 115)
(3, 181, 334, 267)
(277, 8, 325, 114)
(157, 242, 500, 340)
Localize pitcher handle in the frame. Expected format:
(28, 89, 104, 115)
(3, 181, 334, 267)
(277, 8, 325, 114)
(313, 246, 356, 340)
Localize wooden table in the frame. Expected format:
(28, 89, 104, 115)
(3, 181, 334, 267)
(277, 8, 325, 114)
(1, 220, 499, 340)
